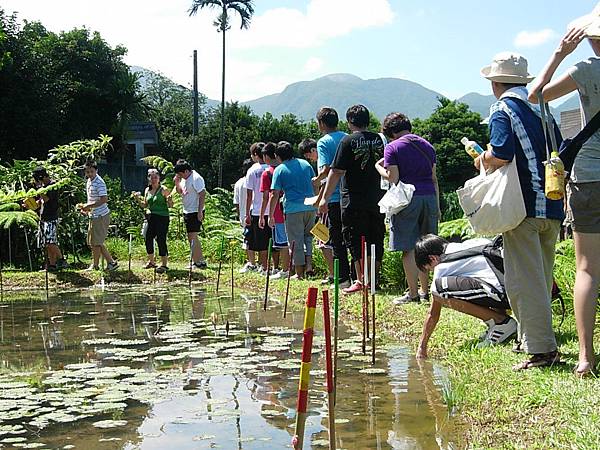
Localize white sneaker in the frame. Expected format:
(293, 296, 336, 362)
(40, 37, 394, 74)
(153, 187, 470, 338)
(239, 262, 257, 274)
(477, 317, 517, 348)
(270, 271, 288, 280)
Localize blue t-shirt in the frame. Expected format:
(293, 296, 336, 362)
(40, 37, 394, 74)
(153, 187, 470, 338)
(272, 158, 316, 214)
(489, 97, 564, 221)
(317, 130, 347, 204)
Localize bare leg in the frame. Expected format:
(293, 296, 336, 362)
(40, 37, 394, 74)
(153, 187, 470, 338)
(403, 250, 419, 297)
(258, 250, 268, 271)
(99, 245, 114, 264)
(418, 269, 429, 295)
(148, 253, 156, 265)
(247, 250, 255, 265)
(295, 264, 306, 279)
(573, 231, 600, 373)
(161, 255, 168, 267)
(272, 249, 280, 270)
(188, 232, 202, 263)
(353, 260, 363, 283)
(46, 245, 58, 265)
(436, 295, 508, 323)
(92, 246, 101, 267)
(280, 246, 289, 271)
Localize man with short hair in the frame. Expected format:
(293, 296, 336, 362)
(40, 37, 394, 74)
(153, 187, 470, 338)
(259, 142, 289, 277)
(173, 159, 207, 269)
(269, 141, 316, 279)
(299, 137, 333, 283)
(315, 107, 351, 287)
(80, 161, 118, 271)
(319, 105, 385, 294)
(31, 167, 67, 271)
(414, 234, 517, 358)
(243, 142, 270, 273)
(477, 52, 564, 370)
(234, 158, 254, 270)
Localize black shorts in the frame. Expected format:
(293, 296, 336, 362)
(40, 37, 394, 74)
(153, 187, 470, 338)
(184, 212, 202, 233)
(247, 215, 271, 252)
(433, 276, 510, 309)
(341, 207, 385, 262)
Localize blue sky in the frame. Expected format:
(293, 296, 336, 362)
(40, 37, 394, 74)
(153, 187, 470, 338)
(2, 0, 597, 105)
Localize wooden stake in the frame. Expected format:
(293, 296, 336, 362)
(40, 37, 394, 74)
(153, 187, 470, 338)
(322, 290, 336, 450)
(361, 235, 366, 355)
(371, 244, 376, 365)
(216, 235, 225, 292)
(128, 234, 132, 272)
(364, 239, 370, 340)
(283, 240, 295, 319)
(333, 258, 339, 405)
(230, 240, 235, 302)
(263, 238, 273, 311)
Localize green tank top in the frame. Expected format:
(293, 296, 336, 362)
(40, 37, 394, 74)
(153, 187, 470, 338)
(146, 186, 169, 217)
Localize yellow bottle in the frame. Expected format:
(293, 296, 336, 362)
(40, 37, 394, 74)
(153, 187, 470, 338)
(545, 151, 565, 200)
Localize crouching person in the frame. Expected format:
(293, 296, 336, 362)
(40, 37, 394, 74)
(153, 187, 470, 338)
(414, 234, 517, 359)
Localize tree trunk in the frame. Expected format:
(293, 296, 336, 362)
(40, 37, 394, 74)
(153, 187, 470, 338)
(219, 11, 226, 188)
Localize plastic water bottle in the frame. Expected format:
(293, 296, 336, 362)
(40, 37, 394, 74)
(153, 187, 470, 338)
(545, 151, 565, 200)
(461, 137, 484, 159)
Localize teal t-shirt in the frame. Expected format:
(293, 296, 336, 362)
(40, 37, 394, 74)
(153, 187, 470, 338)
(272, 158, 316, 214)
(317, 130, 347, 204)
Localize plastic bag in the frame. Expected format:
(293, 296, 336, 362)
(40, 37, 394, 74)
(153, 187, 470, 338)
(378, 181, 415, 216)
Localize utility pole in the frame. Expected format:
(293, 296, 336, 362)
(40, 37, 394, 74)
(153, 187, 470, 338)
(193, 50, 199, 136)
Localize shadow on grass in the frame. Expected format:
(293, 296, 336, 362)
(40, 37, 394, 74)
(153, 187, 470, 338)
(54, 271, 95, 287)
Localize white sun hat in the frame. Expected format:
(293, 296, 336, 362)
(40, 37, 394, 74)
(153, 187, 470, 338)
(569, 2, 600, 39)
(480, 52, 534, 84)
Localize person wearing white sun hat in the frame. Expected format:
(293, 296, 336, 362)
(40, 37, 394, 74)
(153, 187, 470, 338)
(528, 3, 600, 378)
(476, 51, 564, 371)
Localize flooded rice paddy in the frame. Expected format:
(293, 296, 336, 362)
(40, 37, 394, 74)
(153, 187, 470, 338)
(0, 286, 459, 449)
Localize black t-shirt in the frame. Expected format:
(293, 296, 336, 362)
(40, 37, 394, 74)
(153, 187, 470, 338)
(40, 183, 59, 221)
(331, 130, 385, 210)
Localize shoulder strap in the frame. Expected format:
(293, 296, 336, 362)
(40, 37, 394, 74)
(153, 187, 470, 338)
(400, 137, 433, 166)
(569, 108, 600, 148)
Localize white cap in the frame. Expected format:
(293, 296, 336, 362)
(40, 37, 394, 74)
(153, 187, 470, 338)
(461, 137, 469, 146)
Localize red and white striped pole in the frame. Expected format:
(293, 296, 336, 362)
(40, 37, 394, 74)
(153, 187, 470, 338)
(322, 289, 335, 449)
(292, 287, 318, 449)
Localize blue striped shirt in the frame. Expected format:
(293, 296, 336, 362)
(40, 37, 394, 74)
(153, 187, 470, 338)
(86, 175, 110, 218)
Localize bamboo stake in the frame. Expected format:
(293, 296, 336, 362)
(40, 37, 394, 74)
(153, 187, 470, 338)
(216, 235, 225, 292)
(322, 289, 336, 450)
(0, 246, 3, 302)
(361, 235, 366, 355)
(283, 240, 296, 319)
(128, 234, 132, 272)
(230, 240, 235, 302)
(333, 258, 339, 405)
(44, 251, 49, 301)
(188, 239, 195, 287)
(292, 287, 318, 450)
(364, 239, 370, 340)
(371, 244, 376, 365)
(263, 238, 273, 311)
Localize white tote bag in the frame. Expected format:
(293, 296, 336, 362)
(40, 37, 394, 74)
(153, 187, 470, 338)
(456, 160, 526, 235)
(378, 181, 415, 216)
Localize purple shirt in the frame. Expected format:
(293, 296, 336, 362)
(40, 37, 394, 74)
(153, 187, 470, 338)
(383, 134, 436, 196)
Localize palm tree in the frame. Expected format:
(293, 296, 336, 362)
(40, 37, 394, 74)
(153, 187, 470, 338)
(189, 0, 254, 188)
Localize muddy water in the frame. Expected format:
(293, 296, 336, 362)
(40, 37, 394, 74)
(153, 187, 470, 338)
(0, 286, 460, 449)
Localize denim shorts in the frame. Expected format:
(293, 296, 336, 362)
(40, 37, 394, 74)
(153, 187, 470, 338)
(389, 194, 438, 252)
(273, 222, 288, 248)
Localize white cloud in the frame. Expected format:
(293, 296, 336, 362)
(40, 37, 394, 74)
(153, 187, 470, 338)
(230, 0, 395, 49)
(514, 29, 557, 48)
(303, 57, 324, 74)
(0, 0, 393, 101)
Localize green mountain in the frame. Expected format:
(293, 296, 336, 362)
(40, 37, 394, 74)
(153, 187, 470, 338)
(241, 73, 444, 121)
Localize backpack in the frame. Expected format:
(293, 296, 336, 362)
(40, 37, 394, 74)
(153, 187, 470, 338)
(439, 236, 565, 326)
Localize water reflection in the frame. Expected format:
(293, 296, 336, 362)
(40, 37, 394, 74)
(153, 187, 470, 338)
(0, 287, 461, 449)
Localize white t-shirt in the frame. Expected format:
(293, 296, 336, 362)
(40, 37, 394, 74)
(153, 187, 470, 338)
(432, 238, 503, 295)
(244, 162, 267, 216)
(86, 175, 110, 218)
(233, 176, 247, 225)
(180, 170, 205, 214)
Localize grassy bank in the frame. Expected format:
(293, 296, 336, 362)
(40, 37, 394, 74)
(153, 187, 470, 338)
(1, 248, 597, 449)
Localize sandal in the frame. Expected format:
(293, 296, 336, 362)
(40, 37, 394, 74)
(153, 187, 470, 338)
(144, 262, 157, 269)
(512, 350, 561, 371)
